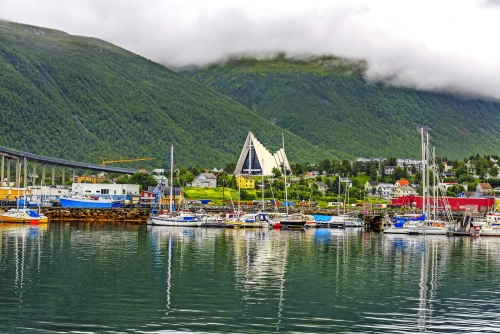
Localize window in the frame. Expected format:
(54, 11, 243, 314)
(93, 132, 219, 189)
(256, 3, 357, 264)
(101, 189, 109, 195)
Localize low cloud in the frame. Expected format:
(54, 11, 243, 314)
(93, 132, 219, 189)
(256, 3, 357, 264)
(2, 0, 500, 100)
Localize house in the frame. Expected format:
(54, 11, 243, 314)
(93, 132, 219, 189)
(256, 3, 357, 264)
(396, 158, 421, 172)
(476, 183, 493, 196)
(152, 174, 170, 186)
(142, 186, 183, 206)
(340, 177, 352, 187)
(392, 186, 418, 198)
(364, 181, 379, 196)
(190, 173, 217, 188)
(235, 175, 255, 189)
(385, 166, 395, 175)
(316, 181, 328, 195)
(395, 179, 410, 188)
(375, 183, 396, 199)
(442, 161, 454, 173)
(439, 182, 459, 192)
(76, 175, 108, 183)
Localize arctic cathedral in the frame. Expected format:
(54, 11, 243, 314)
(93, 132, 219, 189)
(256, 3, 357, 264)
(234, 132, 291, 176)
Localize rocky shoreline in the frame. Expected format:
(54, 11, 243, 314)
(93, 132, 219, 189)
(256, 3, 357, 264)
(42, 208, 151, 222)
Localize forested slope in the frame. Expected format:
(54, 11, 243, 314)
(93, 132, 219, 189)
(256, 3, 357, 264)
(182, 56, 500, 159)
(0, 21, 334, 169)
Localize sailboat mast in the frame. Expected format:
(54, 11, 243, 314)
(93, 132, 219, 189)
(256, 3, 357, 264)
(283, 133, 288, 216)
(421, 128, 426, 217)
(261, 160, 265, 212)
(426, 132, 430, 218)
(170, 145, 174, 212)
(17, 162, 21, 210)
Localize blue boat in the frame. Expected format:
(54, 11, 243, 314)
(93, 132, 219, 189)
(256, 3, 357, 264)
(59, 194, 123, 209)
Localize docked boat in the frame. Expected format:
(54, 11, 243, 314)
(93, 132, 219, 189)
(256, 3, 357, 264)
(226, 212, 274, 228)
(470, 211, 500, 236)
(150, 210, 202, 227)
(278, 213, 316, 229)
(59, 193, 123, 209)
(343, 216, 365, 227)
(383, 214, 450, 235)
(0, 208, 49, 223)
(197, 210, 226, 227)
(18, 195, 54, 208)
(384, 129, 453, 236)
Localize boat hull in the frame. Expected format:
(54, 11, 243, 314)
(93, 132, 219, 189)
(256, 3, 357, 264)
(59, 197, 123, 209)
(150, 218, 201, 227)
(0, 209, 49, 223)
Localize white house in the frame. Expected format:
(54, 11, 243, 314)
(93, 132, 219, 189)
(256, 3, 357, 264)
(340, 177, 352, 187)
(190, 173, 218, 188)
(392, 186, 418, 198)
(364, 181, 379, 196)
(375, 183, 396, 199)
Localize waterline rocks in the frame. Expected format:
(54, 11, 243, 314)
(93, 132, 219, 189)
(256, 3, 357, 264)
(43, 208, 150, 222)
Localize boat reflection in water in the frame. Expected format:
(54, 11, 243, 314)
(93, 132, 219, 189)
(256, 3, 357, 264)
(377, 234, 450, 332)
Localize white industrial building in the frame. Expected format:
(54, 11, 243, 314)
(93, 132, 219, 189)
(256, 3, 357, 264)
(71, 183, 140, 200)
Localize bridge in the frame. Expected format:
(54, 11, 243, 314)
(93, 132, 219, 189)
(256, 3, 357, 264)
(0, 145, 137, 188)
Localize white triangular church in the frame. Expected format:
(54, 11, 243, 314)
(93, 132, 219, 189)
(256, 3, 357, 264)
(235, 132, 291, 176)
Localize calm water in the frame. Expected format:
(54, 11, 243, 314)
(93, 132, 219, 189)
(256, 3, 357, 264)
(1, 222, 499, 333)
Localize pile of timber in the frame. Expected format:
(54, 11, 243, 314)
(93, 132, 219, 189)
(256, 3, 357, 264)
(43, 208, 150, 222)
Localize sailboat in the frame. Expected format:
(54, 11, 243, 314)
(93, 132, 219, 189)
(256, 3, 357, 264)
(276, 134, 317, 229)
(384, 129, 453, 235)
(150, 146, 202, 227)
(0, 163, 49, 223)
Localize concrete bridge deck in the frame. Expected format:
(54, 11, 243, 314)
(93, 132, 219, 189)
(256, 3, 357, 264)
(0, 145, 136, 188)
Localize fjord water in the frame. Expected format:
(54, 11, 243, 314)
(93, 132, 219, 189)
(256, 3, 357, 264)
(1, 223, 499, 333)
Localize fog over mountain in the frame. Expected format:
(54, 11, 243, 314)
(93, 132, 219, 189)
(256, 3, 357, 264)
(2, 0, 500, 100)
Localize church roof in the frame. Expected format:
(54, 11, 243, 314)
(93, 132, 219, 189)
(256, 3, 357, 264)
(235, 132, 291, 176)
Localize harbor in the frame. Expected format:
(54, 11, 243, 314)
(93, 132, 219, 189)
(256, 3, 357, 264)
(1, 221, 500, 333)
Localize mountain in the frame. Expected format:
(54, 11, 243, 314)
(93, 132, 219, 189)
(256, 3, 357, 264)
(181, 55, 500, 160)
(0, 21, 334, 169)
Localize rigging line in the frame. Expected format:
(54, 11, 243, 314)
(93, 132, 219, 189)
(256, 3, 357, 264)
(152, 149, 171, 213)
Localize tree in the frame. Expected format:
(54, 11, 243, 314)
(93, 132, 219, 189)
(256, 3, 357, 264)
(129, 172, 158, 190)
(224, 162, 236, 174)
(272, 167, 282, 178)
(116, 175, 130, 184)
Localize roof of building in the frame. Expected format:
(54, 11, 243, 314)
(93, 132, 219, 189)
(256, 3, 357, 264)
(316, 181, 328, 187)
(478, 183, 492, 189)
(147, 186, 182, 196)
(198, 173, 217, 179)
(396, 180, 410, 186)
(235, 132, 290, 176)
(366, 180, 379, 186)
(238, 175, 255, 181)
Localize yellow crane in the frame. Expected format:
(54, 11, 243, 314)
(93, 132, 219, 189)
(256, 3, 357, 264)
(99, 157, 156, 166)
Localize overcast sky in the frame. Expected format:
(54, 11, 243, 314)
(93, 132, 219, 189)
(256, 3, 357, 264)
(2, 0, 500, 100)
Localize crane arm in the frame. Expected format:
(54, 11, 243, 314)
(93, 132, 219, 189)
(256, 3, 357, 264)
(99, 157, 155, 166)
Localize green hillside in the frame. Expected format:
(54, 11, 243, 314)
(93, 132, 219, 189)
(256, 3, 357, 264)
(182, 55, 500, 159)
(0, 21, 334, 169)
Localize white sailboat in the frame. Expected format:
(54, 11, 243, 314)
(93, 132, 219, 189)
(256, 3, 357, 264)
(150, 146, 201, 227)
(0, 163, 49, 224)
(384, 129, 453, 235)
